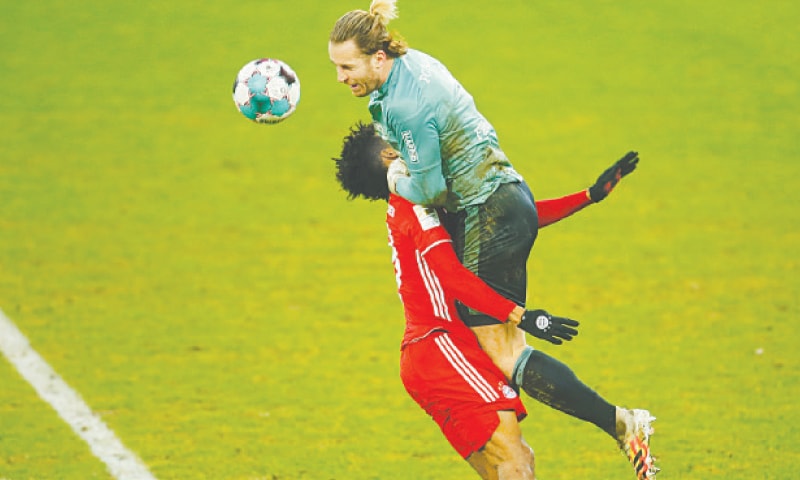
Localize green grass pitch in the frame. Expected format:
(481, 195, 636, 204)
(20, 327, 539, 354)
(1, 1, 798, 478)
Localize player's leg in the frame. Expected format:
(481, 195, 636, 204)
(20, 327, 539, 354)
(466, 410, 535, 480)
(512, 346, 617, 436)
(443, 181, 538, 379)
(469, 321, 527, 380)
(511, 346, 659, 479)
(446, 184, 619, 434)
(400, 331, 530, 477)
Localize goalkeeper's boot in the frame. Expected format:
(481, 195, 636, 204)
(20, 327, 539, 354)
(616, 408, 659, 479)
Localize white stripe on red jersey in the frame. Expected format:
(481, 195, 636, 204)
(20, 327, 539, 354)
(416, 250, 451, 321)
(434, 333, 499, 403)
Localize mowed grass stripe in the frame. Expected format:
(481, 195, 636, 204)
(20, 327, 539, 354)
(0, 308, 156, 480)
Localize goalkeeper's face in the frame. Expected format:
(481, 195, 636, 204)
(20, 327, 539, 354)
(329, 40, 389, 97)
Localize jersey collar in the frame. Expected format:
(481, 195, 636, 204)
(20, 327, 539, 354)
(372, 55, 401, 101)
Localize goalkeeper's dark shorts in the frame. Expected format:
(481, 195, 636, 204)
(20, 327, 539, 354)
(442, 181, 538, 327)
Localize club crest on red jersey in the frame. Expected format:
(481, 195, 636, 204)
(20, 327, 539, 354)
(501, 384, 518, 399)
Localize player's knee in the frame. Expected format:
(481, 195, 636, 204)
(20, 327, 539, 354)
(476, 450, 533, 480)
(483, 412, 535, 479)
(524, 443, 535, 473)
(501, 444, 535, 479)
(495, 453, 535, 480)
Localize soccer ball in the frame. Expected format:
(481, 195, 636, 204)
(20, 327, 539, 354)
(232, 58, 300, 124)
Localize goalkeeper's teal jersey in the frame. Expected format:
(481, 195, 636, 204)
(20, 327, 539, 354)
(369, 49, 523, 212)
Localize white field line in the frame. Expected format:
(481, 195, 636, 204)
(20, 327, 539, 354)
(0, 309, 156, 480)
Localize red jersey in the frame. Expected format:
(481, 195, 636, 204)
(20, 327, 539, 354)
(386, 194, 517, 348)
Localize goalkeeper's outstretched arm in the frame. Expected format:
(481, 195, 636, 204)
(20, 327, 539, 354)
(537, 151, 639, 228)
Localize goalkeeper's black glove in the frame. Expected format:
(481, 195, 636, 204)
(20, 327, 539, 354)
(588, 151, 639, 203)
(518, 310, 579, 345)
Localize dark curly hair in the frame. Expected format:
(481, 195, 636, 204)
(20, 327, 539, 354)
(333, 121, 391, 201)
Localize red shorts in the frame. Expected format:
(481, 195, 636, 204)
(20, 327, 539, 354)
(400, 331, 527, 459)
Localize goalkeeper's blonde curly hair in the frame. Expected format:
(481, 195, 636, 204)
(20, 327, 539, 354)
(329, 0, 408, 57)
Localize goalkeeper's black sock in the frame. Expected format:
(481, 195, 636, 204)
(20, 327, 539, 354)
(512, 346, 616, 438)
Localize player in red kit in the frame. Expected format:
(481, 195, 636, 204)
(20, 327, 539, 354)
(390, 195, 538, 477)
(337, 128, 579, 478)
(333, 122, 657, 479)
